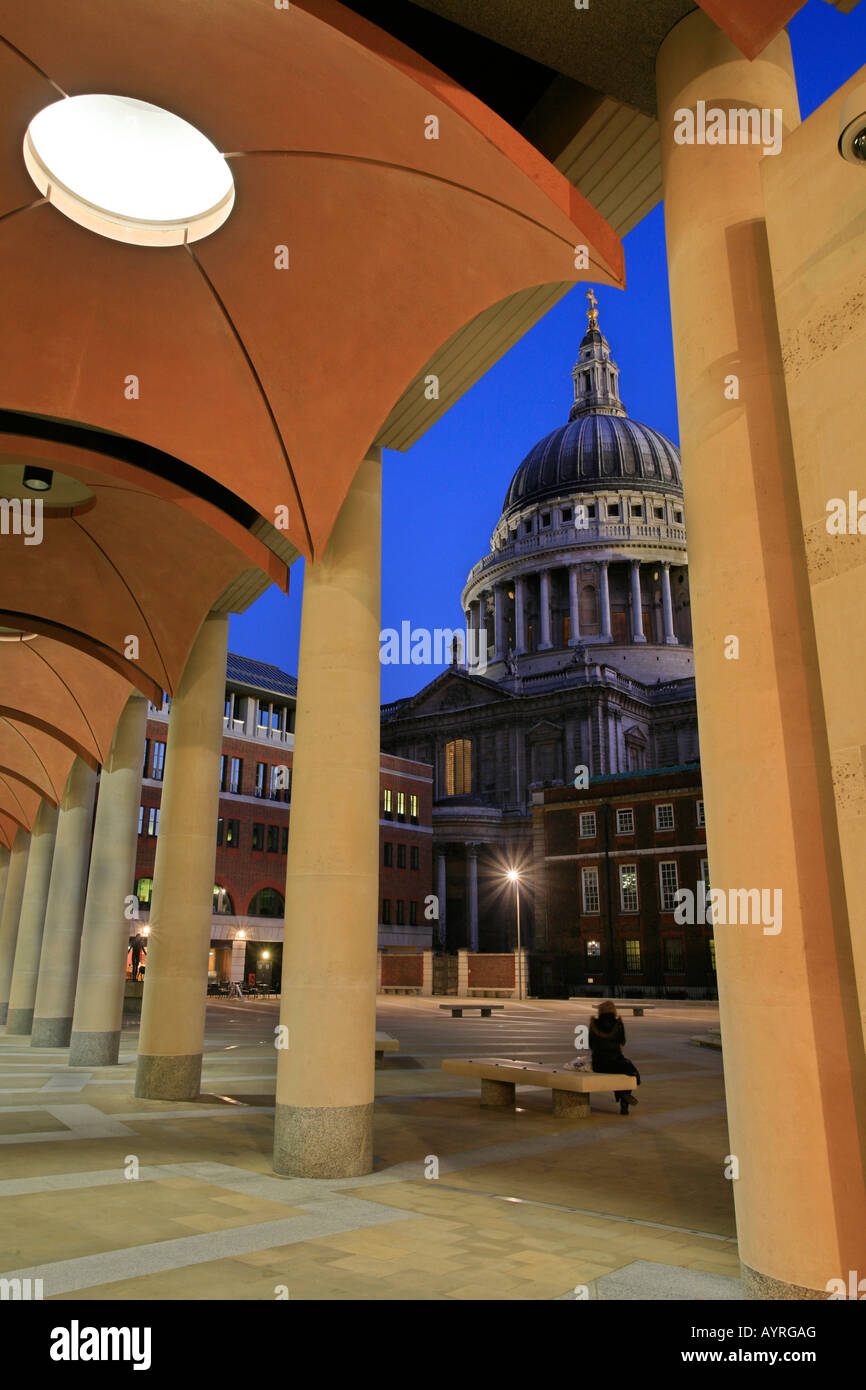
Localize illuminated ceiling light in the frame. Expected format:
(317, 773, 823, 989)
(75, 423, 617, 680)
(22, 464, 53, 491)
(23, 95, 234, 247)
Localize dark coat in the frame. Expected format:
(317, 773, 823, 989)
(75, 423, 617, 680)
(589, 1014, 640, 1088)
(589, 1014, 626, 1063)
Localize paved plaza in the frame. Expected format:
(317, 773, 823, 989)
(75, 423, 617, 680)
(0, 998, 739, 1301)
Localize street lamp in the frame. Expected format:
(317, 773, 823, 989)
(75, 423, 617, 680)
(506, 867, 523, 1000)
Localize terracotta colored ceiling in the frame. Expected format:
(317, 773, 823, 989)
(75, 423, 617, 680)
(0, 446, 286, 702)
(0, 813, 23, 852)
(696, 0, 807, 60)
(0, 0, 623, 564)
(0, 632, 137, 778)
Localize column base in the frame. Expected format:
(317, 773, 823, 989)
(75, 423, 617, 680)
(273, 1101, 373, 1177)
(135, 1053, 202, 1100)
(31, 1016, 73, 1048)
(741, 1262, 828, 1300)
(68, 1030, 121, 1067)
(663, 636, 679, 645)
(5, 1007, 33, 1036)
(631, 635, 648, 644)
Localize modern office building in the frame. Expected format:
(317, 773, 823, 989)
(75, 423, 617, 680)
(132, 655, 433, 984)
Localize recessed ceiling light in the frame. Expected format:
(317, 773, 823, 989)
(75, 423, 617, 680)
(23, 94, 234, 247)
(22, 465, 53, 491)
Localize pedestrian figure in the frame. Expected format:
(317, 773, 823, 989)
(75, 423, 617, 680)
(589, 999, 641, 1115)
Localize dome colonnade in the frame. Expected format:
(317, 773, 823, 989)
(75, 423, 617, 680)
(463, 297, 692, 679)
(0, 0, 623, 1179)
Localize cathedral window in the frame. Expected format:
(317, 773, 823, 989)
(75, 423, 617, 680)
(445, 739, 472, 796)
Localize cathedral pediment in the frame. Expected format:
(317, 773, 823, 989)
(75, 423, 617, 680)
(382, 668, 513, 720)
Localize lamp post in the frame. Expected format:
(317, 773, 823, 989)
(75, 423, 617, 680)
(507, 867, 523, 1000)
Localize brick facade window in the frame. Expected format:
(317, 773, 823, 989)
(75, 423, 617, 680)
(659, 860, 679, 911)
(619, 864, 638, 912)
(616, 807, 634, 834)
(581, 866, 600, 914)
(624, 938, 642, 973)
(655, 802, 674, 830)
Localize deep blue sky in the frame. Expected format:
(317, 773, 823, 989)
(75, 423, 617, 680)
(230, 0, 865, 701)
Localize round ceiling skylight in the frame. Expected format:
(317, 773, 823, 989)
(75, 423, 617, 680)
(23, 95, 235, 247)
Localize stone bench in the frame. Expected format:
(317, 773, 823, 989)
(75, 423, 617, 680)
(375, 1031, 400, 1067)
(442, 1057, 638, 1117)
(439, 1003, 506, 1018)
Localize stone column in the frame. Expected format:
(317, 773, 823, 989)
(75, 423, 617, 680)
(230, 934, 247, 984)
(273, 451, 381, 1178)
(0, 847, 9, 920)
(598, 560, 612, 642)
(31, 759, 98, 1048)
(493, 584, 506, 661)
(436, 848, 448, 950)
(629, 560, 647, 643)
(658, 10, 866, 1297)
(568, 565, 581, 645)
(5, 801, 58, 1034)
(513, 576, 525, 655)
(0, 828, 30, 1023)
(466, 844, 479, 952)
(134, 611, 229, 1099)
(538, 570, 552, 649)
(68, 694, 148, 1066)
(661, 563, 677, 644)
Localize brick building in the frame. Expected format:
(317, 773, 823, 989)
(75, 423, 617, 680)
(531, 764, 714, 999)
(132, 654, 433, 986)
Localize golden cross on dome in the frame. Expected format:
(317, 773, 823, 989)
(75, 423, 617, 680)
(585, 288, 599, 327)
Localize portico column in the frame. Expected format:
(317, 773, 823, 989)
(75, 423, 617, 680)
(0, 828, 30, 1023)
(658, 10, 866, 1297)
(230, 934, 247, 984)
(466, 845, 479, 951)
(5, 800, 59, 1034)
(598, 560, 612, 642)
(493, 584, 506, 661)
(538, 569, 552, 649)
(629, 560, 647, 642)
(436, 848, 448, 949)
(568, 565, 581, 645)
(135, 611, 229, 1099)
(68, 694, 148, 1066)
(514, 576, 525, 654)
(661, 563, 677, 645)
(0, 848, 9, 921)
(273, 451, 381, 1178)
(31, 759, 98, 1048)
